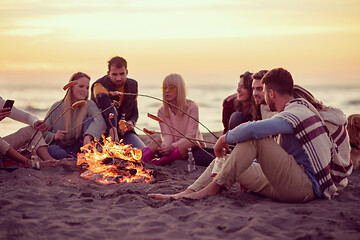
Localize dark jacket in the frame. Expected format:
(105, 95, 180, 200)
(91, 75, 139, 131)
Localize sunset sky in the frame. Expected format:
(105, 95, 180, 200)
(0, 0, 359, 87)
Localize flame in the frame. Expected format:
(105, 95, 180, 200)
(77, 136, 152, 184)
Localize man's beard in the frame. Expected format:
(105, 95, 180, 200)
(268, 101, 276, 112)
(255, 98, 266, 107)
(266, 98, 276, 111)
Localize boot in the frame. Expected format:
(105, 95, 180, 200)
(142, 147, 155, 163)
(152, 148, 183, 166)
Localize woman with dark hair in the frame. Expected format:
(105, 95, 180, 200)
(43, 72, 106, 159)
(222, 71, 255, 134)
(192, 72, 257, 166)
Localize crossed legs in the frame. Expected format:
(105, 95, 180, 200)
(149, 138, 315, 203)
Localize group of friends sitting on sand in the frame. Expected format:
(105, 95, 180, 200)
(1, 56, 359, 203)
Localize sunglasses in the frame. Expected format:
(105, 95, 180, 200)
(162, 86, 176, 92)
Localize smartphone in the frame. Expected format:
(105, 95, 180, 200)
(3, 100, 15, 112)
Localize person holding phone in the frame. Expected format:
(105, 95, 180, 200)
(0, 96, 67, 169)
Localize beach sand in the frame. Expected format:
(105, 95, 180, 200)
(1, 132, 359, 240)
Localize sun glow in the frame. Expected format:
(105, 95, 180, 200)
(0, 0, 359, 86)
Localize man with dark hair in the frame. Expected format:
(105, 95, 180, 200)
(149, 68, 343, 202)
(91, 56, 145, 149)
(251, 70, 273, 120)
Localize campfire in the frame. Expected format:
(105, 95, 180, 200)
(77, 136, 153, 184)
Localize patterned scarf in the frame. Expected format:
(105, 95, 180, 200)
(278, 99, 337, 199)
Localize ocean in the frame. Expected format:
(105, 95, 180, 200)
(0, 84, 359, 137)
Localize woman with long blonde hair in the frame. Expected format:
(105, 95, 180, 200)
(43, 72, 106, 159)
(142, 73, 205, 165)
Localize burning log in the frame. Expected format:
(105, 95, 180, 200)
(77, 136, 153, 184)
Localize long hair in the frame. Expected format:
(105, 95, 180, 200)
(162, 73, 188, 117)
(234, 71, 256, 120)
(63, 72, 90, 140)
(293, 85, 329, 111)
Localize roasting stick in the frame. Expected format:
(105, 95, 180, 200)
(65, 103, 117, 134)
(25, 81, 79, 149)
(122, 121, 162, 148)
(147, 113, 215, 160)
(28, 100, 86, 160)
(143, 128, 216, 145)
(143, 128, 235, 148)
(110, 91, 219, 141)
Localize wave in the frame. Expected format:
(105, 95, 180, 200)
(346, 99, 360, 105)
(24, 106, 48, 113)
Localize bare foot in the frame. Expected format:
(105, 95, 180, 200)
(39, 160, 57, 168)
(183, 182, 224, 199)
(148, 189, 195, 200)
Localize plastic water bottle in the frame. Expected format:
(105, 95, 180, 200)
(211, 149, 227, 177)
(187, 148, 196, 172)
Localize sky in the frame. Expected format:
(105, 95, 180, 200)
(0, 0, 359, 87)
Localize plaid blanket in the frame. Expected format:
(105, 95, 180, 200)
(278, 99, 337, 199)
(0, 149, 31, 169)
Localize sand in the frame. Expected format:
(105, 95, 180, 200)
(1, 133, 360, 240)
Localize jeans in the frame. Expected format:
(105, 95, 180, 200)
(48, 117, 93, 160)
(48, 143, 83, 160)
(122, 131, 145, 150)
(228, 111, 249, 131)
(192, 147, 215, 166)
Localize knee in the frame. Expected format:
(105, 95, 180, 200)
(48, 145, 67, 160)
(229, 112, 249, 130)
(124, 132, 145, 149)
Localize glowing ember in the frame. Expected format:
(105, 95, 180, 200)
(77, 136, 152, 184)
